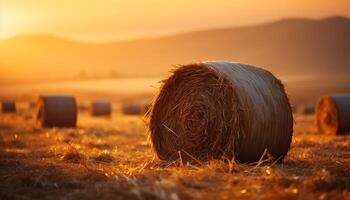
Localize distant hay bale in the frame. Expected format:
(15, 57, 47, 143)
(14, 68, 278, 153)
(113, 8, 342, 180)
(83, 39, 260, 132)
(122, 103, 143, 115)
(316, 95, 350, 135)
(297, 103, 315, 115)
(148, 61, 293, 163)
(29, 101, 36, 109)
(35, 96, 77, 128)
(1, 101, 16, 113)
(91, 101, 111, 116)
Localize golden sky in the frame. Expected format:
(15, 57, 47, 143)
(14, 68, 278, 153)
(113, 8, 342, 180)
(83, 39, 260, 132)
(1, 0, 350, 42)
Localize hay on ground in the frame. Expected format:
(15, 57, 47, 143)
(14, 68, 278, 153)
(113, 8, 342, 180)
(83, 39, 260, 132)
(61, 146, 85, 163)
(316, 94, 350, 135)
(90, 101, 111, 116)
(2, 101, 16, 113)
(148, 61, 293, 163)
(35, 95, 77, 128)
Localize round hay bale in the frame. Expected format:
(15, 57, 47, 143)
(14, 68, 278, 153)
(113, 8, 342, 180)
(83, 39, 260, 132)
(122, 103, 143, 115)
(2, 101, 16, 113)
(148, 61, 293, 163)
(316, 95, 350, 135)
(91, 101, 111, 116)
(297, 103, 315, 115)
(36, 96, 77, 128)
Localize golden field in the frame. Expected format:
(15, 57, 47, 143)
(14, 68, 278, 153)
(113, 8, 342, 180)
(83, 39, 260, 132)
(0, 100, 349, 200)
(1, 3, 350, 200)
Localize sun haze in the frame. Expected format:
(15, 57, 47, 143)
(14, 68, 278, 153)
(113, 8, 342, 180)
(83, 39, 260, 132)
(1, 0, 350, 42)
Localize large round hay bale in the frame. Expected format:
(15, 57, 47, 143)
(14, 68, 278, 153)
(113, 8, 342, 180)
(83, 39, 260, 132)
(122, 103, 143, 115)
(91, 101, 111, 116)
(36, 96, 77, 128)
(148, 61, 293, 163)
(1, 101, 16, 113)
(316, 95, 350, 135)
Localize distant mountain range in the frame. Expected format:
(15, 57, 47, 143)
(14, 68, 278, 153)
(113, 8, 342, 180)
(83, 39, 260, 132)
(1, 16, 350, 84)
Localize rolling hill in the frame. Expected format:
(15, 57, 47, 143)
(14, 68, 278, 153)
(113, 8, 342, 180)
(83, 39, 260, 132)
(0, 16, 350, 84)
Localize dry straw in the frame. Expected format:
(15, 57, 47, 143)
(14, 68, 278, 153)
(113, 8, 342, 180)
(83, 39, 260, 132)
(35, 95, 77, 128)
(316, 95, 350, 135)
(148, 61, 293, 163)
(1, 101, 16, 113)
(91, 101, 112, 116)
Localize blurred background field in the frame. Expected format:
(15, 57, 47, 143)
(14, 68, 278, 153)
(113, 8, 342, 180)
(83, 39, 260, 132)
(2, 16, 350, 105)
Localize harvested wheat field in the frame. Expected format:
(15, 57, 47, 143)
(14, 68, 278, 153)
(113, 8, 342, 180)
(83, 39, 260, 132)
(2, 1, 350, 198)
(0, 104, 349, 200)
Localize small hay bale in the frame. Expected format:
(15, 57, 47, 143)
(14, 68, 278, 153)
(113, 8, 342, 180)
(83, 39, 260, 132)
(1, 101, 16, 113)
(316, 95, 350, 135)
(148, 61, 293, 163)
(90, 100, 111, 116)
(122, 103, 143, 115)
(28, 101, 36, 109)
(35, 95, 77, 128)
(297, 103, 315, 115)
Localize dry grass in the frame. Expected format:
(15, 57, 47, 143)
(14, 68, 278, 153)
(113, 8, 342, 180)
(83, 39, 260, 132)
(0, 106, 349, 200)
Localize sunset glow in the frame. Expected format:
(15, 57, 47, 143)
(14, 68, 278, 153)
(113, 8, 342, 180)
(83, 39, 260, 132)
(1, 0, 350, 42)
(0, 6, 21, 38)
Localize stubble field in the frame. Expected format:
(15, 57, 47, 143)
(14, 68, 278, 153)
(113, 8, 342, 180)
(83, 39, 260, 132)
(0, 102, 349, 200)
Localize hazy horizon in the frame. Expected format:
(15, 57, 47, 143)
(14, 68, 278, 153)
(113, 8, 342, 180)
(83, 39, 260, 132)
(1, 0, 350, 42)
(0, 15, 347, 43)
(1, 15, 350, 85)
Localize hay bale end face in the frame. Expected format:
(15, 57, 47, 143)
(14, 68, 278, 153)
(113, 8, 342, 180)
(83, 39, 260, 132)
(148, 61, 294, 163)
(36, 96, 77, 128)
(316, 95, 350, 135)
(91, 101, 112, 116)
(1, 101, 16, 113)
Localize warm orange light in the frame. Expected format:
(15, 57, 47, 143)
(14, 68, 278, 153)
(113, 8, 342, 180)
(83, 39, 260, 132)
(0, 0, 349, 42)
(0, 7, 19, 38)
